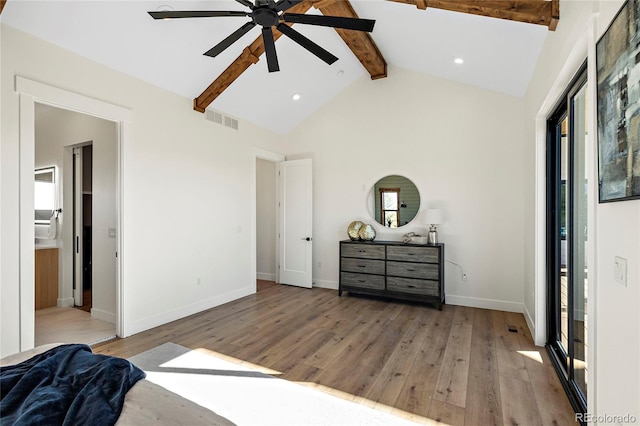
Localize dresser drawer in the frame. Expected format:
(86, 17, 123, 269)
(341, 258, 385, 275)
(387, 277, 439, 296)
(341, 272, 385, 290)
(339, 240, 443, 310)
(341, 243, 385, 260)
(387, 261, 438, 280)
(387, 246, 439, 263)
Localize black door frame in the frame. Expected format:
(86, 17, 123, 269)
(545, 61, 588, 418)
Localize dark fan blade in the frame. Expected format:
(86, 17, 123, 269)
(148, 11, 249, 19)
(204, 21, 257, 57)
(262, 27, 280, 72)
(235, 0, 255, 9)
(276, 23, 338, 65)
(283, 13, 375, 32)
(275, 0, 303, 12)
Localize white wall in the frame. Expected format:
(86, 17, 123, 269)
(35, 105, 117, 321)
(523, 0, 596, 333)
(256, 158, 277, 281)
(524, 0, 639, 418)
(283, 65, 527, 311)
(1, 24, 282, 357)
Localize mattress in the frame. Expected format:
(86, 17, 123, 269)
(1, 344, 235, 426)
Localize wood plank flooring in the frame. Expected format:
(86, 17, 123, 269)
(94, 281, 577, 425)
(36, 307, 116, 346)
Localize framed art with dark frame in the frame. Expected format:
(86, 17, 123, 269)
(596, 0, 640, 202)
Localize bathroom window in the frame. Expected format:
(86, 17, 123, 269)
(35, 167, 56, 224)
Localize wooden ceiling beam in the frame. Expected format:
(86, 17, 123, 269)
(549, 0, 559, 31)
(315, 0, 387, 80)
(194, 1, 314, 113)
(386, 0, 559, 30)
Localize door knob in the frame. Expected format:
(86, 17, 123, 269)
(301, 237, 312, 241)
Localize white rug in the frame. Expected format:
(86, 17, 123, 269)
(129, 343, 423, 426)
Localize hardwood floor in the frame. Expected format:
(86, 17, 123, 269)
(94, 283, 577, 425)
(36, 307, 116, 346)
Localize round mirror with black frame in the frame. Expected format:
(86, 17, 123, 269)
(367, 175, 420, 228)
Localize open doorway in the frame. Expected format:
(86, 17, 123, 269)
(254, 154, 313, 291)
(74, 144, 93, 312)
(17, 76, 129, 352)
(34, 104, 117, 346)
(256, 157, 278, 293)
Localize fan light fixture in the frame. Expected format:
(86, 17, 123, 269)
(292, 93, 302, 101)
(454, 57, 464, 64)
(148, 0, 376, 73)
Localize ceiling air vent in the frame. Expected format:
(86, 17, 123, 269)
(205, 109, 239, 131)
(205, 109, 223, 124)
(224, 115, 239, 130)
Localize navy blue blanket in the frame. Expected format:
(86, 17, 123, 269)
(1, 344, 145, 426)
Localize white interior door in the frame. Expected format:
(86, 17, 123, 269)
(278, 159, 312, 288)
(73, 147, 83, 306)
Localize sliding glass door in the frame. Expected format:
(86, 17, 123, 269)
(546, 63, 588, 414)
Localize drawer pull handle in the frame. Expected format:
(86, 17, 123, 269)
(358, 265, 366, 268)
(358, 280, 365, 283)
(407, 269, 416, 272)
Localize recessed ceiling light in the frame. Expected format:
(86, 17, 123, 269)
(454, 58, 464, 64)
(292, 93, 302, 101)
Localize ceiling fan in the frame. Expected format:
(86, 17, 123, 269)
(148, 0, 375, 73)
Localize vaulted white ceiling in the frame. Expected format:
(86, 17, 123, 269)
(1, 0, 549, 134)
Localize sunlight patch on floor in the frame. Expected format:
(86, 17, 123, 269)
(295, 381, 443, 425)
(517, 350, 544, 363)
(196, 347, 283, 375)
(142, 346, 444, 425)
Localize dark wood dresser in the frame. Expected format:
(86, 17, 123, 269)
(339, 240, 444, 310)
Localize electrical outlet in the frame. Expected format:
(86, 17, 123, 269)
(318, 261, 322, 268)
(614, 256, 627, 287)
(196, 277, 201, 286)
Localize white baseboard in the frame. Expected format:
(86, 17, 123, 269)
(125, 286, 254, 338)
(91, 308, 116, 324)
(57, 298, 74, 307)
(313, 279, 338, 290)
(307, 284, 523, 312)
(446, 295, 524, 313)
(523, 303, 540, 345)
(257, 272, 276, 282)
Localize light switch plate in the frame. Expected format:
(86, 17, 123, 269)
(108, 228, 116, 238)
(614, 256, 627, 287)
